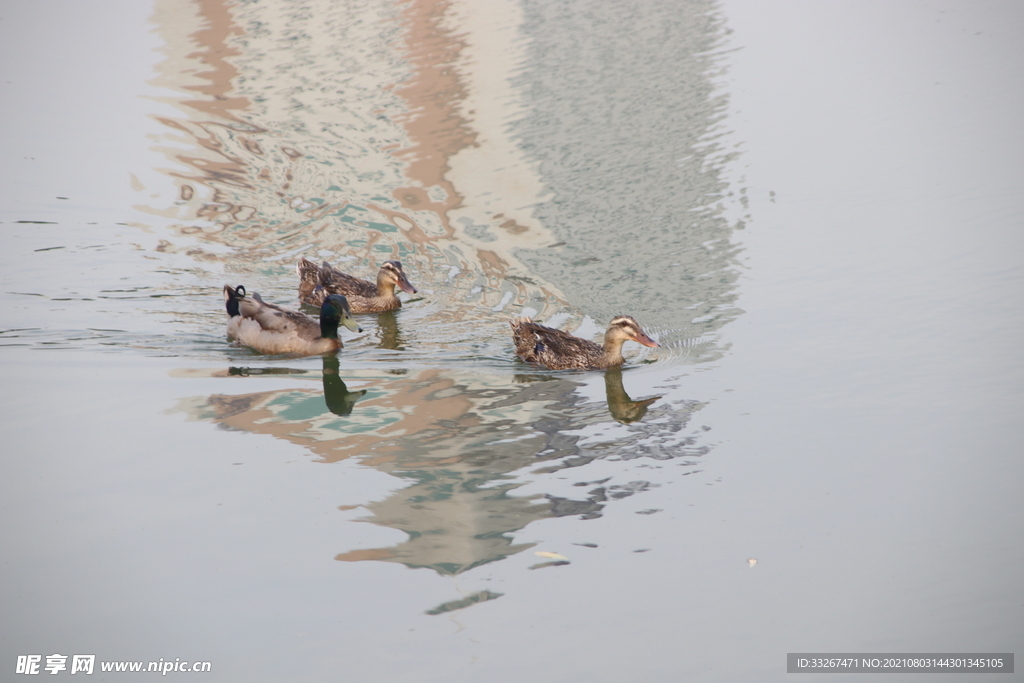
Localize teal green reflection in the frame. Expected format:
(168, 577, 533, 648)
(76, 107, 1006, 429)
(180, 365, 705, 577)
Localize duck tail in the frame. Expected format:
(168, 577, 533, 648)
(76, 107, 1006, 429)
(296, 257, 321, 281)
(318, 262, 335, 287)
(224, 284, 246, 317)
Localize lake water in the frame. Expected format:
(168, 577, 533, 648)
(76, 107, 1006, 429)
(2, 0, 1022, 680)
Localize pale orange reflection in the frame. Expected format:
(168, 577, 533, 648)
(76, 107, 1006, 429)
(390, 0, 474, 237)
(176, 364, 633, 575)
(180, 0, 249, 121)
(145, 0, 563, 325)
(196, 367, 574, 465)
(174, 358, 686, 575)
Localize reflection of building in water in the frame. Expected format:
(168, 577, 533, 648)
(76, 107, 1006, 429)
(174, 364, 706, 575)
(145, 0, 564, 322)
(509, 0, 744, 360)
(144, 0, 743, 370)
(157, 0, 731, 577)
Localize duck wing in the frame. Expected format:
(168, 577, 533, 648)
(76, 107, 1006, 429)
(511, 318, 602, 367)
(319, 261, 378, 298)
(238, 296, 321, 341)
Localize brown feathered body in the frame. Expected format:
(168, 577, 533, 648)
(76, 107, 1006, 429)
(297, 258, 416, 313)
(510, 315, 659, 370)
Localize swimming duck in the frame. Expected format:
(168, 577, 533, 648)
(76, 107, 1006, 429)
(296, 258, 417, 313)
(510, 315, 659, 370)
(223, 284, 361, 356)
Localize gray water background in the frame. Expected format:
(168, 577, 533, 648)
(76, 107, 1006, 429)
(1, 0, 1022, 681)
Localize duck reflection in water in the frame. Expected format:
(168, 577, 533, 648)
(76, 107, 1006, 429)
(227, 366, 308, 377)
(321, 354, 366, 416)
(223, 358, 366, 417)
(514, 367, 660, 424)
(182, 364, 701, 581)
(373, 310, 404, 350)
(603, 367, 660, 424)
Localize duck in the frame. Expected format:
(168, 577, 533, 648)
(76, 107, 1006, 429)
(510, 315, 659, 370)
(296, 258, 417, 313)
(223, 284, 361, 356)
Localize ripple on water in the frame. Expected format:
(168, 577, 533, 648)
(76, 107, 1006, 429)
(3, 0, 736, 584)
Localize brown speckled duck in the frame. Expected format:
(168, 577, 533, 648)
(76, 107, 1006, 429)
(296, 258, 416, 313)
(510, 315, 659, 370)
(224, 284, 361, 356)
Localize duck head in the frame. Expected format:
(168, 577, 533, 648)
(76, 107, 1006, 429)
(320, 294, 363, 337)
(606, 315, 659, 348)
(380, 260, 417, 294)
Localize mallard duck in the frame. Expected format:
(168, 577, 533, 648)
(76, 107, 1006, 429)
(510, 315, 659, 370)
(296, 258, 417, 313)
(223, 284, 361, 356)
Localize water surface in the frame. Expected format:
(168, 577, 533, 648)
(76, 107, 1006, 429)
(2, 0, 1021, 680)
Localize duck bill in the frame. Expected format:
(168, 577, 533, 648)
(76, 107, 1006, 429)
(397, 274, 417, 294)
(633, 330, 659, 348)
(342, 314, 363, 333)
